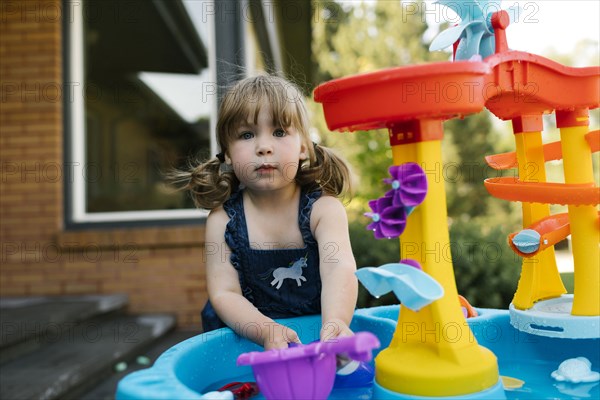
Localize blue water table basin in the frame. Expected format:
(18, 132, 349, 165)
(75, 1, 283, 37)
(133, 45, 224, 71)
(116, 305, 599, 399)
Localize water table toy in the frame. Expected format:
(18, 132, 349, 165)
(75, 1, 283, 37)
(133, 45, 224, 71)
(117, 0, 599, 398)
(312, 0, 599, 397)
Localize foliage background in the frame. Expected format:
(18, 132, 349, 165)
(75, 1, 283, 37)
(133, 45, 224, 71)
(306, 1, 599, 309)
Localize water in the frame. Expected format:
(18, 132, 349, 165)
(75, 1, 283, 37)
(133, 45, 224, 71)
(501, 359, 599, 400)
(203, 363, 599, 400)
(204, 373, 372, 400)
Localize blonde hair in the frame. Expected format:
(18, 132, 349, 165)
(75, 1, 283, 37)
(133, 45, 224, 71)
(174, 74, 352, 210)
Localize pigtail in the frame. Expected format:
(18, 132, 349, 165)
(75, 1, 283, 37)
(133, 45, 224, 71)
(169, 156, 239, 210)
(297, 143, 353, 199)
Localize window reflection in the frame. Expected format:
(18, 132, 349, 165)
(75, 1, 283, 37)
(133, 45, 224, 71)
(83, 0, 211, 213)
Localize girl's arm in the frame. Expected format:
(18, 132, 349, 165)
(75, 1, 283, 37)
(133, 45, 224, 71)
(205, 207, 300, 349)
(311, 196, 358, 341)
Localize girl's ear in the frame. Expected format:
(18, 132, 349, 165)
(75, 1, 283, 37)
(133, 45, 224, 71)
(224, 153, 232, 164)
(299, 142, 308, 161)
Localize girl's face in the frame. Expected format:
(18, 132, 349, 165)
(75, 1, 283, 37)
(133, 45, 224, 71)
(225, 103, 308, 193)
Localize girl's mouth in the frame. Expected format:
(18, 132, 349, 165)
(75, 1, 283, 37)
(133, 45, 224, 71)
(256, 164, 277, 173)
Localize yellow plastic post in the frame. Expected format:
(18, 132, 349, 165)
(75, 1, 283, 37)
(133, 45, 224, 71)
(511, 116, 566, 309)
(556, 109, 599, 316)
(375, 120, 499, 397)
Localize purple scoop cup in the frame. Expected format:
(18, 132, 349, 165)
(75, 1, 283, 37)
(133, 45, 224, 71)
(236, 332, 380, 400)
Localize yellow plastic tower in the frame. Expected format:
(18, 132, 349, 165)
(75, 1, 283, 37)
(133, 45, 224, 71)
(511, 116, 567, 309)
(374, 120, 499, 397)
(556, 109, 600, 316)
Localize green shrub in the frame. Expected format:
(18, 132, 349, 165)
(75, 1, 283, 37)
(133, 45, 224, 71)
(450, 220, 520, 309)
(349, 219, 402, 308)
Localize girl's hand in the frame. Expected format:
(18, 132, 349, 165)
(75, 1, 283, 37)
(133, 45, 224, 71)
(320, 318, 353, 342)
(263, 323, 301, 350)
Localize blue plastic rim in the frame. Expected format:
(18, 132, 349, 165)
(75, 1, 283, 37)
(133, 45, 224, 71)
(509, 295, 600, 339)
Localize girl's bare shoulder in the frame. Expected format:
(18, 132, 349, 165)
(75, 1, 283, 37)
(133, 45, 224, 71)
(206, 206, 230, 238)
(310, 194, 348, 231)
(313, 194, 346, 213)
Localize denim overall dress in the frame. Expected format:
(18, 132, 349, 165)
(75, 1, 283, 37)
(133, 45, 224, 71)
(201, 188, 323, 332)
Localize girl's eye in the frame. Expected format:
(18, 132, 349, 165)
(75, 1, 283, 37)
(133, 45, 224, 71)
(273, 129, 286, 137)
(240, 131, 254, 140)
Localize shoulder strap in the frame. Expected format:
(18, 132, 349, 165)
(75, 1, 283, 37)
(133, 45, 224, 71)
(298, 189, 321, 246)
(223, 189, 249, 253)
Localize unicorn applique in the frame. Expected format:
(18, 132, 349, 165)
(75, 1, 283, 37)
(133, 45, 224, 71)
(268, 255, 309, 290)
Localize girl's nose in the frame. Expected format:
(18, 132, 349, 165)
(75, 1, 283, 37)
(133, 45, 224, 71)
(256, 138, 273, 156)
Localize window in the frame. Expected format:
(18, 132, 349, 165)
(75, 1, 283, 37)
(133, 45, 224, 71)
(64, 0, 215, 226)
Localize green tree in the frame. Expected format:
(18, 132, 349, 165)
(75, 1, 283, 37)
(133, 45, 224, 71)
(310, 1, 447, 206)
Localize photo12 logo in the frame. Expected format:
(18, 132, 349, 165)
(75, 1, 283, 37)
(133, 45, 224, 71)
(1, 241, 139, 264)
(1, 162, 140, 184)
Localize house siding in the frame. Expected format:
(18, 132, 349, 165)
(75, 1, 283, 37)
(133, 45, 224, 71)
(1, 0, 207, 329)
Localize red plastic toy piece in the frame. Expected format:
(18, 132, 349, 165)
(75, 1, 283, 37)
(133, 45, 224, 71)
(218, 382, 260, 399)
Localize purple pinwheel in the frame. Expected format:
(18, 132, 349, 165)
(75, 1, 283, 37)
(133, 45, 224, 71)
(383, 163, 428, 207)
(365, 195, 408, 239)
(365, 163, 428, 240)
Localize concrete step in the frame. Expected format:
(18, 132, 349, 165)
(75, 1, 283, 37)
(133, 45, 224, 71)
(0, 294, 128, 364)
(0, 312, 175, 400)
(77, 330, 201, 400)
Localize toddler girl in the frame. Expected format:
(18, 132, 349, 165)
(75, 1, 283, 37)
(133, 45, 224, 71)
(179, 75, 357, 350)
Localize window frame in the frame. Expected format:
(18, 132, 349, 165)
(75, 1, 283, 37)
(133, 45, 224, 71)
(62, 0, 217, 229)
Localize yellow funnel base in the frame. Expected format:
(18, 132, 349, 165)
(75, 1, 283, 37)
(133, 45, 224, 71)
(375, 343, 499, 397)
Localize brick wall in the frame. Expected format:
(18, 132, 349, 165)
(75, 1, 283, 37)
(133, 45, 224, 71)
(1, 0, 207, 329)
